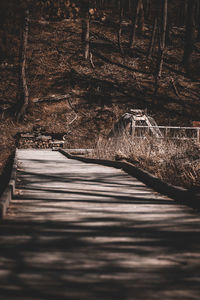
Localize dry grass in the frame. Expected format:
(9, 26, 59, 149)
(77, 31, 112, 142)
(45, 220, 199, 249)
(92, 135, 200, 189)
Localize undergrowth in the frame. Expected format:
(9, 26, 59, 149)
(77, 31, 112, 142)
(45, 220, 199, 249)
(92, 135, 200, 189)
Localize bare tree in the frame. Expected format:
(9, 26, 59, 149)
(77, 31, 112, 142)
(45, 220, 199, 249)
(157, 0, 168, 77)
(17, 9, 29, 121)
(130, 0, 140, 48)
(197, 0, 200, 40)
(138, 0, 144, 34)
(117, 0, 124, 55)
(81, 0, 90, 60)
(129, 0, 144, 48)
(183, 0, 196, 73)
(153, 0, 168, 98)
(147, 17, 158, 59)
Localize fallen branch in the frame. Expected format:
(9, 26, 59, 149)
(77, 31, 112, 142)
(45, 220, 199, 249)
(33, 93, 78, 115)
(68, 113, 78, 125)
(170, 77, 180, 98)
(89, 52, 95, 68)
(90, 30, 118, 49)
(32, 94, 71, 103)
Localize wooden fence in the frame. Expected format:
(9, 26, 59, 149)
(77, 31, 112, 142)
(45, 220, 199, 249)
(131, 125, 200, 143)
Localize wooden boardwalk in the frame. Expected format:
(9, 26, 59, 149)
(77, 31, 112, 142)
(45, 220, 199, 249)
(0, 149, 200, 299)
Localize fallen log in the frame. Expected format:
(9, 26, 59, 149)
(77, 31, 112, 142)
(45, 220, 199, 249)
(32, 94, 71, 103)
(32, 94, 76, 113)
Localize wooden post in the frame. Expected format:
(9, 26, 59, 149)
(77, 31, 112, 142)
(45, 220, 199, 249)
(192, 122, 200, 143)
(165, 127, 169, 138)
(131, 120, 136, 137)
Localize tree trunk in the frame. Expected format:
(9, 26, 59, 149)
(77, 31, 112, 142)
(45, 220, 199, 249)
(198, 17, 200, 41)
(129, 0, 139, 48)
(165, 21, 171, 45)
(144, 0, 151, 20)
(153, 0, 168, 99)
(178, 0, 188, 26)
(84, 17, 90, 60)
(196, 0, 200, 40)
(183, 0, 196, 73)
(138, 0, 144, 34)
(157, 0, 168, 78)
(117, 0, 124, 55)
(81, 1, 90, 60)
(147, 17, 157, 59)
(16, 10, 29, 122)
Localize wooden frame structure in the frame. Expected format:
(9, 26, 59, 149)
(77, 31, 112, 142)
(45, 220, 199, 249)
(110, 109, 200, 143)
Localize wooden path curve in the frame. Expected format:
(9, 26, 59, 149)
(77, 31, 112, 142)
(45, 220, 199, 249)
(0, 149, 200, 299)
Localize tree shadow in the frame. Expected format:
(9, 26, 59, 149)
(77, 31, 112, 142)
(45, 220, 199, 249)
(49, 68, 151, 109)
(92, 50, 151, 76)
(1, 151, 200, 299)
(1, 203, 200, 299)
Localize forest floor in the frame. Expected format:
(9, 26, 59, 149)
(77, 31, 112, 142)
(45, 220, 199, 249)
(0, 16, 200, 193)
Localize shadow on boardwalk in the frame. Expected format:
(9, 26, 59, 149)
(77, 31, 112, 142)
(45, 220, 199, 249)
(1, 211, 200, 300)
(0, 212, 200, 300)
(0, 150, 200, 299)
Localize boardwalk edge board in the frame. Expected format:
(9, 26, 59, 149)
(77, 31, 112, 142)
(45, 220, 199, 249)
(0, 152, 17, 219)
(59, 149, 200, 209)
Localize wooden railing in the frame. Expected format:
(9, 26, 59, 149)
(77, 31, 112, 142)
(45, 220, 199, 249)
(131, 125, 200, 143)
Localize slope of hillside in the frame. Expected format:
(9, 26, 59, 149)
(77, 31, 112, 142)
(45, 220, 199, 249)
(0, 17, 200, 191)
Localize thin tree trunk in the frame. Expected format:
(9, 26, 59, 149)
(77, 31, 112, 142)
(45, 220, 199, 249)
(138, 0, 144, 34)
(129, 0, 140, 48)
(128, 0, 131, 11)
(197, 0, 200, 40)
(147, 17, 157, 59)
(153, 0, 168, 99)
(184, 0, 188, 24)
(157, 0, 168, 78)
(178, 0, 187, 26)
(17, 10, 29, 122)
(198, 18, 200, 41)
(84, 16, 90, 60)
(144, 0, 151, 20)
(81, 1, 90, 60)
(183, 0, 196, 73)
(117, 0, 124, 55)
(165, 21, 171, 45)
